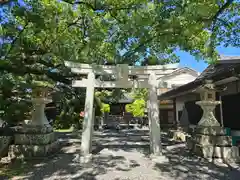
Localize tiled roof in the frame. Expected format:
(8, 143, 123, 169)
(220, 55, 240, 61)
(159, 59, 240, 99)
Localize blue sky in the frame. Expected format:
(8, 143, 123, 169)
(177, 46, 240, 72)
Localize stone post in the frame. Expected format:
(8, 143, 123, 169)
(31, 98, 51, 126)
(81, 72, 95, 160)
(148, 72, 162, 156)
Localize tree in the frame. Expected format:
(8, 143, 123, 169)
(126, 99, 145, 117)
(1, 0, 239, 71)
(131, 88, 148, 100)
(0, 0, 239, 124)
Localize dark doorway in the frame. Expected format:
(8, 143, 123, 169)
(178, 111, 182, 122)
(160, 109, 173, 124)
(184, 101, 203, 125)
(221, 93, 240, 130)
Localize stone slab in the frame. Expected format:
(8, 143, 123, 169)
(12, 125, 53, 134)
(169, 130, 188, 142)
(194, 134, 232, 146)
(195, 126, 226, 135)
(194, 144, 239, 162)
(9, 140, 60, 159)
(14, 132, 55, 145)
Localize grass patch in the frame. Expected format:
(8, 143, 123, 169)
(54, 127, 74, 133)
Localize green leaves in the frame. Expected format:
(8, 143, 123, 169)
(125, 99, 145, 117)
(0, 0, 239, 123)
(101, 103, 110, 113)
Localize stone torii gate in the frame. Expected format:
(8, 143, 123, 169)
(65, 61, 168, 162)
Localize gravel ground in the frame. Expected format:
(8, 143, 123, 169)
(3, 130, 240, 180)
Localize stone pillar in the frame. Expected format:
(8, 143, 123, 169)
(81, 72, 95, 158)
(148, 72, 162, 156)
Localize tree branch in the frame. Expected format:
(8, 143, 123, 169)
(121, 36, 156, 63)
(62, 0, 141, 11)
(0, 60, 73, 84)
(212, 0, 234, 22)
(4, 22, 29, 58)
(208, 0, 235, 57)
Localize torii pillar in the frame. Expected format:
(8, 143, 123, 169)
(148, 72, 168, 163)
(148, 72, 162, 156)
(80, 72, 95, 162)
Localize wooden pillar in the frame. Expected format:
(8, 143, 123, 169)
(219, 95, 224, 127)
(216, 92, 224, 127)
(173, 98, 177, 128)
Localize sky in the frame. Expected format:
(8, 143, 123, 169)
(177, 46, 240, 72)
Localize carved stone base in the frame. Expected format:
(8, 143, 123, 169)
(194, 144, 239, 162)
(187, 126, 240, 163)
(14, 132, 55, 145)
(195, 126, 226, 135)
(10, 125, 59, 160)
(12, 125, 53, 134)
(9, 141, 60, 160)
(194, 134, 232, 146)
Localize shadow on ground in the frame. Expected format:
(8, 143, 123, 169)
(155, 146, 240, 180)
(1, 130, 240, 180)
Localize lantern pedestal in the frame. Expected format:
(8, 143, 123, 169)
(30, 98, 52, 127)
(187, 100, 239, 163)
(9, 97, 60, 160)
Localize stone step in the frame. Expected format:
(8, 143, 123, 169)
(12, 125, 53, 134)
(14, 132, 55, 145)
(9, 140, 60, 159)
(194, 134, 232, 146)
(195, 126, 226, 135)
(193, 144, 239, 162)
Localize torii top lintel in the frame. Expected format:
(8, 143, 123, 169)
(64, 61, 179, 76)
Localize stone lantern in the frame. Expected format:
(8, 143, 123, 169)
(31, 85, 52, 127)
(187, 80, 239, 163)
(9, 81, 59, 160)
(196, 80, 221, 127)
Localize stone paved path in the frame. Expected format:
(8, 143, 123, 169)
(2, 130, 240, 180)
